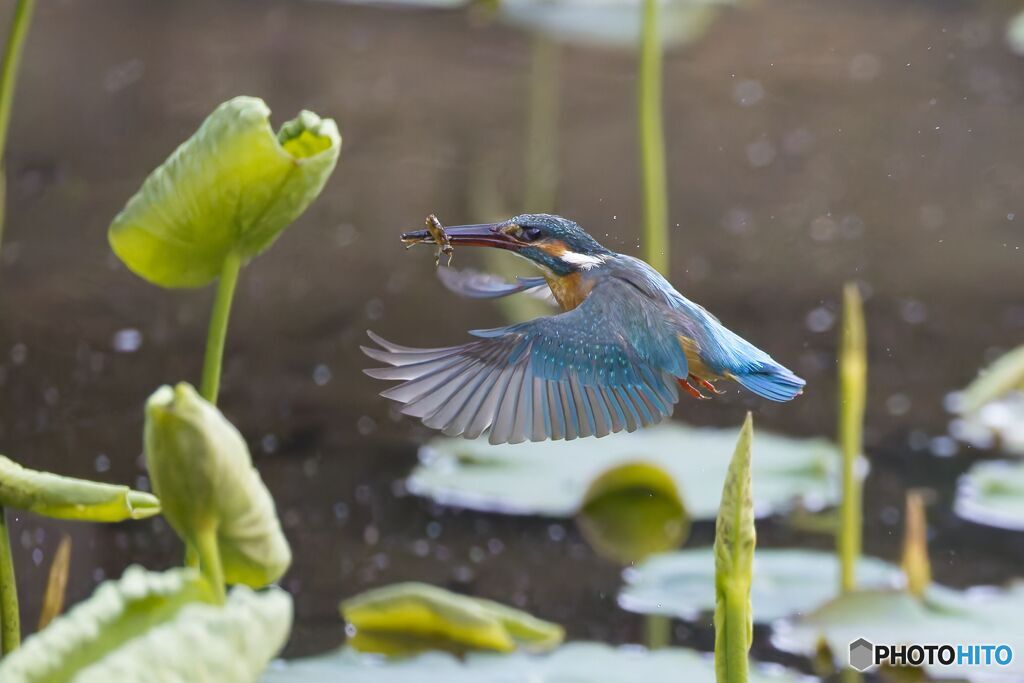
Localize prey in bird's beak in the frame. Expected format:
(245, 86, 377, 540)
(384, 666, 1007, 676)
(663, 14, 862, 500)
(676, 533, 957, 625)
(401, 216, 527, 267)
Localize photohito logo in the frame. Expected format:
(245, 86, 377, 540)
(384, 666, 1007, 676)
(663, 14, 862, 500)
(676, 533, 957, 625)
(849, 638, 1014, 672)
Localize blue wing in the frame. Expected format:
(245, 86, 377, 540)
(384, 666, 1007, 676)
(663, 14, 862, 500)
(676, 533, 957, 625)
(363, 279, 688, 444)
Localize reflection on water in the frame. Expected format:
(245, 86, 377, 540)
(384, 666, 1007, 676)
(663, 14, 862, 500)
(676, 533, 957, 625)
(0, 0, 1022, 658)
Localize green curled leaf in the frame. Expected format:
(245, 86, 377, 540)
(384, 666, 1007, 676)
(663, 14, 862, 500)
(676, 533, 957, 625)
(109, 96, 341, 288)
(0, 566, 215, 682)
(0, 456, 160, 522)
(341, 582, 564, 656)
(0, 566, 291, 683)
(960, 344, 1024, 414)
(145, 383, 291, 587)
(576, 460, 689, 564)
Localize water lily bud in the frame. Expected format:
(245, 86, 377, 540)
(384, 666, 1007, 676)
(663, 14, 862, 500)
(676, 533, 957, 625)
(145, 383, 291, 587)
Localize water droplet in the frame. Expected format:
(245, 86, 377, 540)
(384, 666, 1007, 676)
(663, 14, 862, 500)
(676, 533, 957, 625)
(112, 328, 143, 353)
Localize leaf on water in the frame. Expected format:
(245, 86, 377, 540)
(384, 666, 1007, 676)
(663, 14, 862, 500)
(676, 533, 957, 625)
(0, 566, 214, 682)
(498, 0, 737, 49)
(37, 535, 72, 630)
(955, 459, 1024, 530)
(620, 548, 903, 623)
(576, 461, 689, 564)
(341, 582, 564, 656)
(109, 96, 341, 288)
(409, 422, 841, 521)
(0, 456, 160, 522)
(773, 584, 1024, 681)
(261, 641, 806, 683)
(145, 383, 291, 587)
(959, 345, 1024, 414)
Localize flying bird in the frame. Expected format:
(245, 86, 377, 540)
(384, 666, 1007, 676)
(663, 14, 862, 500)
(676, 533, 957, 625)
(363, 214, 804, 445)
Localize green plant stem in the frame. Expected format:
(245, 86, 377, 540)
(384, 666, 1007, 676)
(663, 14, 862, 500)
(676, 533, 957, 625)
(838, 283, 866, 593)
(0, 0, 35, 249)
(638, 0, 669, 276)
(524, 32, 559, 213)
(184, 541, 199, 569)
(200, 250, 242, 405)
(194, 527, 225, 604)
(719, 583, 750, 682)
(0, 506, 20, 654)
(644, 614, 670, 650)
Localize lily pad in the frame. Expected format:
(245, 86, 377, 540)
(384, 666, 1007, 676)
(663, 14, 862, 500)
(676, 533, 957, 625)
(499, 0, 735, 49)
(0, 565, 292, 683)
(773, 585, 1024, 680)
(955, 459, 1024, 530)
(262, 642, 805, 683)
(109, 96, 340, 288)
(0, 455, 160, 522)
(576, 461, 689, 564)
(620, 548, 904, 622)
(341, 582, 563, 656)
(951, 393, 1024, 456)
(408, 422, 842, 521)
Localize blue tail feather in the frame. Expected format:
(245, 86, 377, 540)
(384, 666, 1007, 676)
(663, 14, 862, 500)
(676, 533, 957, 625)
(732, 364, 805, 402)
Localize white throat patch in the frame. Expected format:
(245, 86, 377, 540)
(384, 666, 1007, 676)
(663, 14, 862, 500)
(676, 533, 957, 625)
(559, 251, 606, 270)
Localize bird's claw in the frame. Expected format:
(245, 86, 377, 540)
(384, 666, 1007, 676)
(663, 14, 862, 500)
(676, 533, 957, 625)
(680, 377, 710, 400)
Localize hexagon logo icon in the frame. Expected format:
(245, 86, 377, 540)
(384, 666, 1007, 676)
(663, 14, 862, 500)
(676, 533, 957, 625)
(849, 638, 875, 671)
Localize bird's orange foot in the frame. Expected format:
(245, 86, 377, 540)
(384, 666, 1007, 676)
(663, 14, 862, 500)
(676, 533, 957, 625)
(679, 377, 710, 400)
(695, 376, 725, 395)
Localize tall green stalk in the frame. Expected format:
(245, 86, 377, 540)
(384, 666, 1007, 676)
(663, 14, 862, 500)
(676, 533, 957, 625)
(195, 526, 225, 604)
(199, 250, 242, 405)
(0, 0, 35, 248)
(0, 506, 19, 654)
(714, 414, 755, 683)
(838, 283, 866, 593)
(524, 32, 559, 213)
(638, 0, 669, 275)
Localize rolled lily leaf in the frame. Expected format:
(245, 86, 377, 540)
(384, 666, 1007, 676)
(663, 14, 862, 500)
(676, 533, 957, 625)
(0, 566, 215, 682)
(0, 456, 159, 522)
(0, 566, 291, 683)
(38, 535, 72, 629)
(576, 461, 689, 564)
(145, 383, 291, 587)
(109, 96, 341, 288)
(341, 582, 564, 656)
(959, 345, 1024, 414)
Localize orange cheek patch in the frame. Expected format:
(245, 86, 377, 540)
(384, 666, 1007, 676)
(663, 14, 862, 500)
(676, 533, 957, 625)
(538, 239, 569, 257)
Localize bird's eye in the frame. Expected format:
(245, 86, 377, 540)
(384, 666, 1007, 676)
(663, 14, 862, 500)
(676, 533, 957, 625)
(522, 226, 543, 241)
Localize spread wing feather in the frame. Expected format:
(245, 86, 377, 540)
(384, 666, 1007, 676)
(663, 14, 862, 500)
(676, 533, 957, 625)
(363, 279, 688, 444)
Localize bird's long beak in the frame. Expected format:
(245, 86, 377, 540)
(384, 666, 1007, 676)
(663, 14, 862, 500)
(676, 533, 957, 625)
(400, 223, 523, 251)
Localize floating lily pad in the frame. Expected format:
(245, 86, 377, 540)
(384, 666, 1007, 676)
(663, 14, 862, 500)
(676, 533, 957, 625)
(955, 459, 1024, 530)
(341, 582, 564, 656)
(499, 0, 735, 49)
(951, 393, 1024, 456)
(773, 585, 1024, 680)
(408, 422, 842, 521)
(577, 461, 689, 564)
(620, 548, 903, 623)
(262, 642, 805, 683)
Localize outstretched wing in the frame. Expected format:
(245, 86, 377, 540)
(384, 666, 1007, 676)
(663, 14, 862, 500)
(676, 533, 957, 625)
(436, 266, 556, 304)
(363, 279, 688, 444)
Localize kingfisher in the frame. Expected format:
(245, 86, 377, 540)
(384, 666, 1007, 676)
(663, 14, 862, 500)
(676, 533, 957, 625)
(363, 214, 804, 445)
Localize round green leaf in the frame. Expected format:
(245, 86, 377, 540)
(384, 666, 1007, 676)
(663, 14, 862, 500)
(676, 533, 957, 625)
(576, 461, 689, 564)
(408, 422, 841, 520)
(0, 455, 159, 522)
(959, 345, 1024, 414)
(261, 642, 806, 683)
(145, 383, 291, 587)
(109, 96, 341, 288)
(0, 566, 215, 683)
(620, 548, 903, 622)
(955, 459, 1024, 530)
(773, 584, 1024, 681)
(341, 582, 564, 656)
(499, 0, 736, 49)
